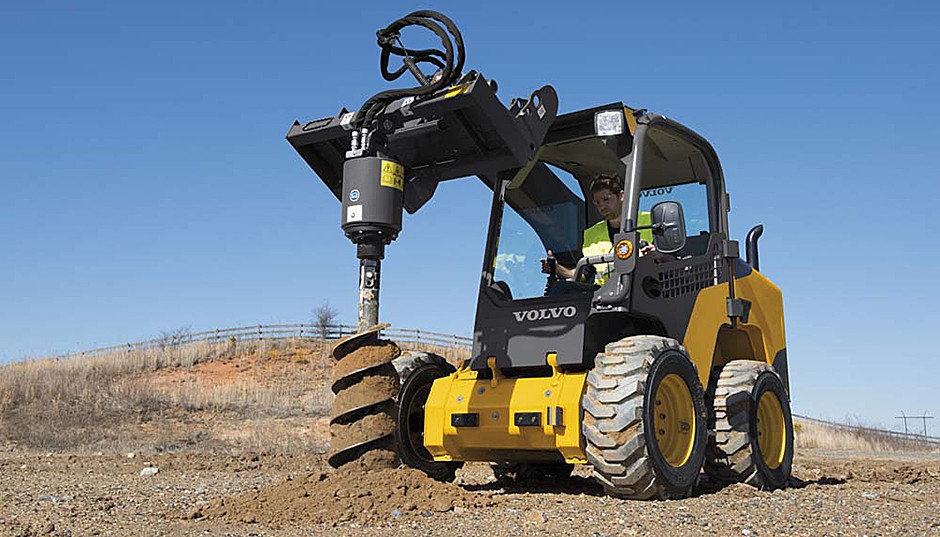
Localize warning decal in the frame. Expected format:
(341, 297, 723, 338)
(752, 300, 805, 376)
(380, 160, 404, 191)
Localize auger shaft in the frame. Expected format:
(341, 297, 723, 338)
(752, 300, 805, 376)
(357, 258, 380, 332)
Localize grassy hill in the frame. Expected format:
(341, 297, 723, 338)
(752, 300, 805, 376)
(1, 339, 935, 456)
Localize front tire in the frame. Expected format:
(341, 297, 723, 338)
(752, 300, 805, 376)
(705, 360, 793, 490)
(395, 354, 462, 482)
(583, 336, 708, 499)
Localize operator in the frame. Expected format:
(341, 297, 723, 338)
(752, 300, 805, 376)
(540, 174, 662, 293)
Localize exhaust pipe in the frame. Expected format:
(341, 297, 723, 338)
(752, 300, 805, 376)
(746, 224, 763, 271)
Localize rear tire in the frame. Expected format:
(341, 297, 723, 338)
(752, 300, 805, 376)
(704, 360, 793, 490)
(395, 354, 462, 482)
(583, 336, 707, 499)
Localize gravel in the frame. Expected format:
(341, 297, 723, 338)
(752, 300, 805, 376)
(0, 449, 938, 536)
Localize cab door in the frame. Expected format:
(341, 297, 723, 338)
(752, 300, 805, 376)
(629, 122, 728, 341)
(471, 162, 593, 371)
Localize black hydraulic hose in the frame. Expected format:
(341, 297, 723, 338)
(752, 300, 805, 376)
(363, 12, 461, 121)
(397, 10, 465, 78)
(355, 10, 466, 131)
(378, 16, 453, 83)
(377, 11, 465, 82)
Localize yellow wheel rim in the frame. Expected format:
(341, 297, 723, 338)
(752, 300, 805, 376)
(652, 373, 696, 467)
(756, 390, 787, 469)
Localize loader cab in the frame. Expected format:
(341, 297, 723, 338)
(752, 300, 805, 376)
(471, 105, 730, 373)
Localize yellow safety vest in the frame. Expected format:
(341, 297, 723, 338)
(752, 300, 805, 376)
(638, 211, 653, 244)
(582, 212, 653, 286)
(582, 221, 614, 285)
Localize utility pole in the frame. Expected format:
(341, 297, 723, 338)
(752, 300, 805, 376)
(897, 411, 934, 436)
(896, 411, 909, 434)
(921, 412, 934, 437)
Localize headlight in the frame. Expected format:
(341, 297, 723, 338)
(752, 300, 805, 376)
(594, 110, 625, 136)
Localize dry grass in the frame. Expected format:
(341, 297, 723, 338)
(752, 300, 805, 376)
(0, 339, 334, 452)
(795, 418, 940, 453)
(138, 341, 333, 415)
(0, 337, 469, 454)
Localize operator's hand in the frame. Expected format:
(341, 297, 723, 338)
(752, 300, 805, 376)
(639, 242, 676, 264)
(540, 250, 556, 274)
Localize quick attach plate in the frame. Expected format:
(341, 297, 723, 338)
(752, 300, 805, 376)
(286, 72, 558, 214)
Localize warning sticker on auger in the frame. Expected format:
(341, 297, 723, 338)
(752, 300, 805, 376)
(380, 160, 404, 191)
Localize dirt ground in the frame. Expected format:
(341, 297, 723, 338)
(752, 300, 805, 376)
(1, 447, 938, 537)
(2, 341, 937, 535)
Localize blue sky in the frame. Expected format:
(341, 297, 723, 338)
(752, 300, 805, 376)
(2, 1, 938, 431)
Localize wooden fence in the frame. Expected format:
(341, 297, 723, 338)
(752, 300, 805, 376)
(61, 323, 472, 360)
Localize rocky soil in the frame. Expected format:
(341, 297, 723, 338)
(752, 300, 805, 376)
(0, 447, 938, 537)
(2, 341, 937, 535)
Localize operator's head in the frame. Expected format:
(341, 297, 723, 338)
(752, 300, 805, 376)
(589, 174, 625, 224)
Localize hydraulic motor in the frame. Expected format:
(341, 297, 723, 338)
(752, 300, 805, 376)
(341, 155, 404, 255)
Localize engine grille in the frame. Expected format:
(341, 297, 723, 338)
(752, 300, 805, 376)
(659, 260, 714, 299)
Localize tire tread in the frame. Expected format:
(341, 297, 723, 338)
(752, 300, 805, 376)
(705, 360, 790, 489)
(583, 335, 703, 499)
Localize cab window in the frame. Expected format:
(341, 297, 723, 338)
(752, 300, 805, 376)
(640, 126, 714, 258)
(639, 182, 710, 257)
(491, 162, 584, 300)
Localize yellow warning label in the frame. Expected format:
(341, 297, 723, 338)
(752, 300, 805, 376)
(444, 83, 471, 99)
(380, 160, 404, 191)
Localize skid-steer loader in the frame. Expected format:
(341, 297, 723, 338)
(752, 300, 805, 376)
(287, 11, 793, 499)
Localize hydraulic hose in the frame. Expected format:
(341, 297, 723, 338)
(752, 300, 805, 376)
(355, 10, 466, 131)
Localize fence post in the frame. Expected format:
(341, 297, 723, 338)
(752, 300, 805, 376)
(58, 324, 472, 365)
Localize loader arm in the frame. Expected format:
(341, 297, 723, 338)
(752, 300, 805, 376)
(286, 71, 559, 214)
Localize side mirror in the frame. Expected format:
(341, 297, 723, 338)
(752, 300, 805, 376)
(650, 201, 686, 254)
